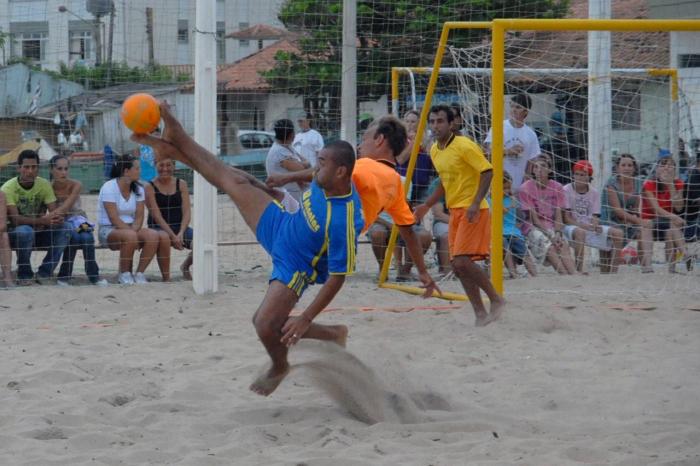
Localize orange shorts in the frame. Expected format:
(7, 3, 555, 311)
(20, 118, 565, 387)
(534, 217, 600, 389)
(448, 208, 491, 260)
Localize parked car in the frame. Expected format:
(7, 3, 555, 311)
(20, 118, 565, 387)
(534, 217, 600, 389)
(238, 130, 275, 150)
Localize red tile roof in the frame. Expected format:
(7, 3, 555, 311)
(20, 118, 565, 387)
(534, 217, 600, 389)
(226, 24, 291, 40)
(217, 39, 300, 91)
(505, 0, 669, 69)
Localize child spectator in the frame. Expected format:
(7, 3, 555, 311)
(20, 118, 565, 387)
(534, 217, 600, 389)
(427, 177, 451, 276)
(98, 154, 161, 284)
(50, 155, 108, 286)
(562, 160, 625, 273)
(0, 191, 14, 287)
(600, 154, 654, 272)
(519, 155, 576, 274)
(145, 158, 193, 281)
(641, 155, 687, 273)
(500, 171, 537, 278)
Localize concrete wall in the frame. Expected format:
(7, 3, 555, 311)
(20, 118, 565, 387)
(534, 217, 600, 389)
(2, 0, 286, 70)
(0, 64, 84, 117)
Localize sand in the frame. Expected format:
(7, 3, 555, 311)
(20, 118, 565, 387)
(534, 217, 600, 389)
(0, 195, 699, 464)
(1, 253, 699, 465)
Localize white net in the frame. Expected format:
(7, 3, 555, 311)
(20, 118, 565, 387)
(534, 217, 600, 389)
(391, 25, 700, 297)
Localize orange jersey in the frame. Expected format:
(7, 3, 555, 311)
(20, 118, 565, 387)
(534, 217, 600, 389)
(352, 157, 415, 232)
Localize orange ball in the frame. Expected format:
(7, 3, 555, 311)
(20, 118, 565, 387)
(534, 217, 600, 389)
(120, 93, 161, 134)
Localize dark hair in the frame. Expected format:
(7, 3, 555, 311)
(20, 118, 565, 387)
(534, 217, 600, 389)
(17, 149, 40, 166)
(325, 140, 356, 174)
(616, 153, 638, 176)
(449, 102, 462, 118)
(110, 154, 141, 194)
(429, 104, 454, 123)
(511, 93, 532, 110)
(49, 154, 69, 180)
(305, 112, 314, 121)
(371, 115, 407, 157)
(533, 153, 552, 169)
(273, 119, 295, 141)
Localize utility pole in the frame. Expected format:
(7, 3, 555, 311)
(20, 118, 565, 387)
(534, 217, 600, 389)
(146, 7, 155, 66)
(94, 14, 102, 65)
(106, 3, 115, 84)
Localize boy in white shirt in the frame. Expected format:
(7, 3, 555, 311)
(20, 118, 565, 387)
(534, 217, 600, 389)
(563, 160, 625, 273)
(484, 93, 541, 191)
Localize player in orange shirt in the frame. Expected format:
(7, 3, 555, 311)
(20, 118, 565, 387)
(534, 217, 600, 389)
(415, 105, 506, 326)
(266, 116, 439, 298)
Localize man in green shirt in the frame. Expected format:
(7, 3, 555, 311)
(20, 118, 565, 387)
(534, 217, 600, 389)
(1, 150, 70, 284)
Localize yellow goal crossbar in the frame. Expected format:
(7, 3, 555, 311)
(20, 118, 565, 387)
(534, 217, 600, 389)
(382, 19, 700, 301)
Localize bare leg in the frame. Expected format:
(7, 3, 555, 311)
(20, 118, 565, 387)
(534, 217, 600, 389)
(300, 322, 348, 347)
(133, 104, 274, 233)
(638, 226, 653, 270)
(180, 252, 193, 280)
(572, 228, 586, 273)
(107, 229, 139, 273)
(250, 281, 299, 396)
(504, 249, 517, 278)
(523, 254, 537, 277)
(369, 226, 389, 272)
(557, 242, 577, 274)
(0, 232, 13, 286)
(607, 227, 624, 273)
(545, 246, 565, 274)
(452, 255, 505, 326)
(436, 236, 451, 274)
(136, 228, 159, 274)
(155, 230, 171, 281)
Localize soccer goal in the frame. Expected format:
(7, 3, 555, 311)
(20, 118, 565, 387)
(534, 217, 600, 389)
(383, 19, 700, 299)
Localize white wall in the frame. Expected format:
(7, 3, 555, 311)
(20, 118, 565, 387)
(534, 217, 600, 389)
(4, 0, 286, 70)
(672, 32, 700, 148)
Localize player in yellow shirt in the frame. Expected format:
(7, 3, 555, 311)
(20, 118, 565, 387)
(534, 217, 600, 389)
(415, 105, 506, 326)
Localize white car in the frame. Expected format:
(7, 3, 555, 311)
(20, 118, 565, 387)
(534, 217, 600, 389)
(238, 130, 275, 150)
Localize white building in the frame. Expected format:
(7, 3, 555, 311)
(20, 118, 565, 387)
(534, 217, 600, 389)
(0, 0, 285, 70)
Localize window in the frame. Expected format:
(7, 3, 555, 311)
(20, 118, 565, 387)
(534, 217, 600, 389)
(178, 19, 188, 44)
(258, 39, 263, 50)
(238, 22, 249, 47)
(10, 22, 48, 63)
(69, 31, 93, 62)
(679, 54, 700, 68)
(611, 87, 641, 130)
(217, 21, 226, 63)
(11, 32, 47, 62)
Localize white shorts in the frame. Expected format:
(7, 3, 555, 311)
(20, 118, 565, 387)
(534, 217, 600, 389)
(98, 225, 114, 245)
(562, 225, 612, 251)
(526, 228, 553, 265)
(432, 221, 449, 238)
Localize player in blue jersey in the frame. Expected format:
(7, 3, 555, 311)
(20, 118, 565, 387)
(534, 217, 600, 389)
(133, 103, 363, 396)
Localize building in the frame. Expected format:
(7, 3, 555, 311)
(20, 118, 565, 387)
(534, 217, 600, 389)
(0, 0, 285, 70)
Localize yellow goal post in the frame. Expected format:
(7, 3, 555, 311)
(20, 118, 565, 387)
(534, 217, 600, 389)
(382, 19, 700, 300)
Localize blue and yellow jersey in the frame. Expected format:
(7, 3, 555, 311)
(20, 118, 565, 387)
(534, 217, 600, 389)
(256, 181, 364, 296)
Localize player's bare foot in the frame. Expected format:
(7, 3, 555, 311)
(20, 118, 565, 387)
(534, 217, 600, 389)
(249, 363, 290, 396)
(335, 325, 348, 347)
(475, 311, 490, 327)
(484, 298, 506, 325)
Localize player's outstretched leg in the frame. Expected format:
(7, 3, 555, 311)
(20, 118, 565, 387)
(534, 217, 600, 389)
(132, 105, 273, 233)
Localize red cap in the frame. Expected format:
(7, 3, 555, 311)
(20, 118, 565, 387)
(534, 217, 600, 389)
(572, 160, 593, 176)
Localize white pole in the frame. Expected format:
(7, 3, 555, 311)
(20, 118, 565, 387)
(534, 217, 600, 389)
(193, 0, 218, 294)
(588, 0, 612, 191)
(341, 0, 357, 142)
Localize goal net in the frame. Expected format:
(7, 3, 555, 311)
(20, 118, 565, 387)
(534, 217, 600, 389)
(386, 20, 700, 298)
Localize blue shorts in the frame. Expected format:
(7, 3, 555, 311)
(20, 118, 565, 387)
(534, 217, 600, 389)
(256, 201, 312, 297)
(504, 234, 528, 264)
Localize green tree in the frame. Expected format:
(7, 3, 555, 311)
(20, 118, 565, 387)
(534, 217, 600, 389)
(55, 62, 190, 90)
(263, 0, 570, 129)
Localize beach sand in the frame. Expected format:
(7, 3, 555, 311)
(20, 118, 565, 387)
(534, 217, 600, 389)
(1, 257, 699, 465)
(1, 194, 699, 464)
